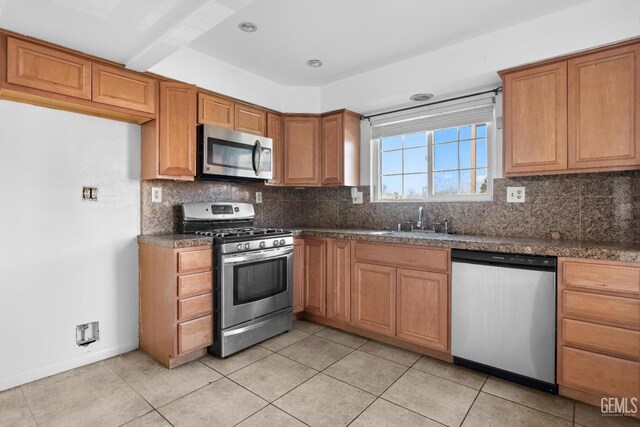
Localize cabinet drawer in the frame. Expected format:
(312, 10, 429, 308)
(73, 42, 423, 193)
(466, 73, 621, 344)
(561, 346, 639, 398)
(178, 293, 212, 321)
(178, 272, 212, 297)
(354, 242, 449, 272)
(563, 318, 640, 359)
(563, 290, 640, 327)
(177, 249, 212, 274)
(178, 315, 212, 354)
(92, 63, 156, 113)
(562, 260, 640, 296)
(7, 37, 91, 99)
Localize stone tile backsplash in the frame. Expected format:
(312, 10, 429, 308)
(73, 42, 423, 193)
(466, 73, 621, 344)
(141, 171, 640, 243)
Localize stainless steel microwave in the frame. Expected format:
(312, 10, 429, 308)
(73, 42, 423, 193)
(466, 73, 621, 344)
(197, 125, 273, 181)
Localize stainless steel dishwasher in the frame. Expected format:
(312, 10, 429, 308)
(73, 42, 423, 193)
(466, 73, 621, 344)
(451, 249, 557, 393)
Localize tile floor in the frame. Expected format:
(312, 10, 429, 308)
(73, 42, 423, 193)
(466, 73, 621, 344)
(1, 319, 638, 427)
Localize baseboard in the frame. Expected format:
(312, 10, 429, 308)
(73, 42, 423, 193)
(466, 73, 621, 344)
(0, 339, 139, 392)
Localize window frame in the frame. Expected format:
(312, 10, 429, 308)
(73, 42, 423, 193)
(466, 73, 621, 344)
(371, 120, 496, 203)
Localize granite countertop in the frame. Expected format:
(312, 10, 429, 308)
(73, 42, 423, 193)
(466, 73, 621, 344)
(138, 229, 640, 263)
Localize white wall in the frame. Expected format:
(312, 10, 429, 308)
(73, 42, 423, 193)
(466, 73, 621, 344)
(0, 101, 141, 391)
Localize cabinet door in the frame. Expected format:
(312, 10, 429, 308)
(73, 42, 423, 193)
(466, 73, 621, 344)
(6, 37, 91, 99)
(568, 44, 640, 170)
(235, 103, 266, 136)
(351, 262, 396, 336)
(91, 63, 156, 113)
(267, 112, 284, 185)
(284, 116, 321, 185)
(304, 238, 326, 316)
(503, 62, 567, 175)
(198, 92, 234, 129)
(159, 82, 197, 177)
(293, 238, 305, 314)
(321, 113, 344, 185)
(396, 268, 449, 351)
(327, 240, 351, 323)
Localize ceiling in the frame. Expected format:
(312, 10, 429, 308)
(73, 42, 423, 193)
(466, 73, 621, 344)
(0, 0, 594, 86)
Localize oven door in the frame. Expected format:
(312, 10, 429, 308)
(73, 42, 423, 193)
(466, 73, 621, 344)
(220, 246, 293, 329)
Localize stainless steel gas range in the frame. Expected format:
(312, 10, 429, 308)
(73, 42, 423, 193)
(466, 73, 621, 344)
(180, 202, 293, 357)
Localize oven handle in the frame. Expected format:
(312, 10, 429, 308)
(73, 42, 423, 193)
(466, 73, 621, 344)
(222, 247, 293, 264)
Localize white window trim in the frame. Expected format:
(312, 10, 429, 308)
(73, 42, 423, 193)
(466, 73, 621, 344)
(370, 119, 497, 203)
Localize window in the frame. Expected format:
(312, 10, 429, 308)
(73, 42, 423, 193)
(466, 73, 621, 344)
(370, 97, 495, 202)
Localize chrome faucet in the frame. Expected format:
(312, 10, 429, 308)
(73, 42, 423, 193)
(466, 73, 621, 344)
(416, 206, 425, 230)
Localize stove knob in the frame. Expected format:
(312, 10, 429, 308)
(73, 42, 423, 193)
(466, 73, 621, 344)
(279, 239, 285, 246)
(244, 243, 251, 250)
(236, 244, 243, 251)
(273, 239, 279, 247)
(259, 241, 266, 249)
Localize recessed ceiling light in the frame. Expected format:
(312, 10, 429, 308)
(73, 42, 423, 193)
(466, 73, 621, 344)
(410, 93, 434, 102)
(238, 22, 258, 33)
(307, 59, 323, 68)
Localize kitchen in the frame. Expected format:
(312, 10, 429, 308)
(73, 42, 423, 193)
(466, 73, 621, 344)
(0, 0, 639, 426)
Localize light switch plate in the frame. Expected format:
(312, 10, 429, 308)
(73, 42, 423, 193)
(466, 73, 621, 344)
(507, 186, 525, 203)
(256, 192, 263, 204)
(151, 187, 162, 203)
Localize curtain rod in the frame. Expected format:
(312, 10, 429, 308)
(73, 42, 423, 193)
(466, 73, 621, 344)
(361, 86, 503, 121)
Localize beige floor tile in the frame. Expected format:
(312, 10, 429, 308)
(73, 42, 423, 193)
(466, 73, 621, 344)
(274, 373, 375, 427)
(412, 356, 487, 390)
(122, 411, 171, 427)
(316, 328, 369, 349)
(463, 392, 572, 427)
(106, 350, 162, 381)
(359, 340, 421, 366)
(229, 353, 316, 402)
(159, 378, 266, 427)
(200, 345, 272, 375)
(351, 398, 440, 427)
(237, 405, 306, 427)
(127, 360, 222, 408)
(279, 335, 352, 370)
(259, 329, 310, 352)
(0, 387, 36, 427)
(382, 368, 477, 427)
(324, 350, 407, 395)
(21, 362, 151, 427)
(575, 402, 640, 427)
(293, 319, 327, 334)
(482, 376, 574, 421)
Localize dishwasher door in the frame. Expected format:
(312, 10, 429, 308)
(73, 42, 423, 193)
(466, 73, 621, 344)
(451, 257, 556, 389)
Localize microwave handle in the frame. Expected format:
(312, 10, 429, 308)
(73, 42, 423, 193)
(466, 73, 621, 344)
(252, 140, 262, 176)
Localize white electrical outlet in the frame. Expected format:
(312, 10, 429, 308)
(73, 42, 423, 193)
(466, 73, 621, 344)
(256, 192, 263, 204)
(353, 192, 363, 204)
(507, 186, 525, 203)
(151, 187, 162, 203)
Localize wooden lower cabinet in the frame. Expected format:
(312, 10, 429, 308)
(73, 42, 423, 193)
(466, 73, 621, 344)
(351, 262, 397, 337)
(327, 240, 351, 323)
(292, 238, 305, 313)
(304, 238, 327, 316)
(139, 244, 213, 368)
(396, 268, 449, 351)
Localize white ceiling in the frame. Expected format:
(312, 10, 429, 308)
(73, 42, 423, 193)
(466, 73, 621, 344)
(1, 0, 594, 86)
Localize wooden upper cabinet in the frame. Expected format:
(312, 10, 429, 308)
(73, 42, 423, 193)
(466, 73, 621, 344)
(158, 82, 197, 177)
(284, 116, 321, 185)
(396, 268, 449, 351)
(235, 103, 266, 136)
(351, 262, 397, 337)
(6, 37, 91, 99)
(304, 238, 327, 317)
(91, 63, 156, 114)
(293, 238, 305, 314)
(568, 44, 640, 170)
(267, 112, 284, 185)
(321, 111, 361, 186)
(503, 62, 568, 175)
(327, 240, 351, 323)
(198, 92, 234, 129)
